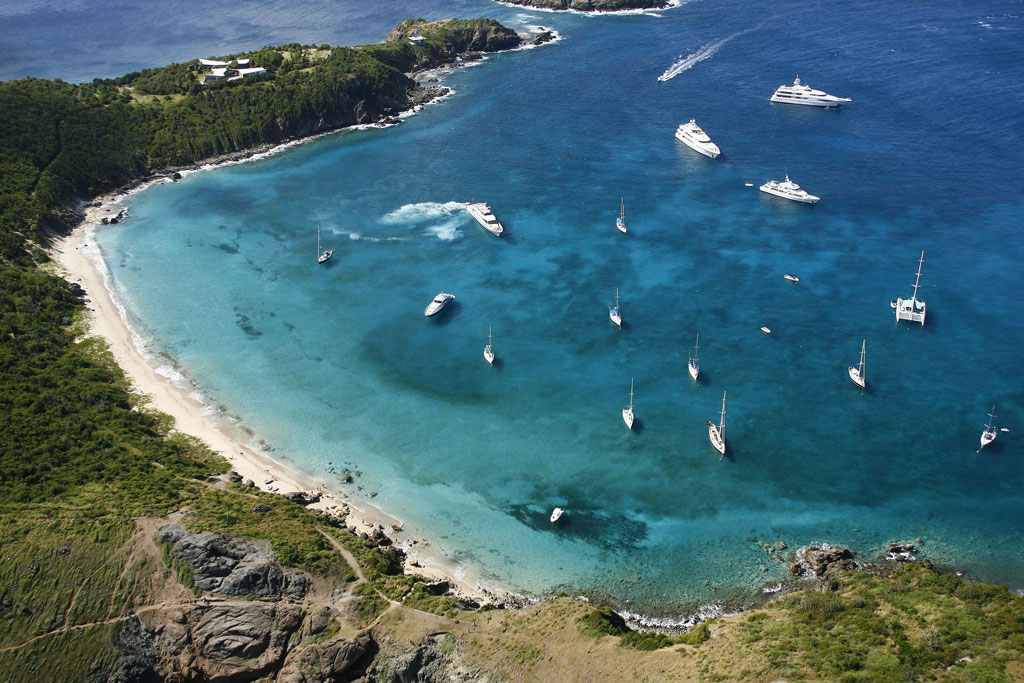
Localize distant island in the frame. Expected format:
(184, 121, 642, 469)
(497, 0, 671, 12)
(1, 16, 1023, 682)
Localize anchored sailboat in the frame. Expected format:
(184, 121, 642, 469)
(317, 225, 334, 264)
(979, 405, 997, 452)
(688, 333, 700, 381)
(622, 378, 635, 430)
(707, 390, 726, 457)
(484, 327, 495, 366)
(609, 288, 622, 328)
(616, 198, 627, 234)
(848, 339, 866, 390)
(894, 251, 927, 324)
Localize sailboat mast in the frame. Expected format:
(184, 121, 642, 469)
(488, 326, 492, 346)
(317, 225, 321, 255)
(911, 250, 924, 302)
(719, 390, 726, 437)
(615, 287, 620, 308)
(629, 378, 634, 410)
(694, 333, 700, 360)
(859, 339, 866, 376)
(986, 405, 996, 430)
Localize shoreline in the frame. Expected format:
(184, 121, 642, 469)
(52, 215, 517, 608)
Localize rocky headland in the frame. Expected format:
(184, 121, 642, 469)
(497, 0, 671, 12)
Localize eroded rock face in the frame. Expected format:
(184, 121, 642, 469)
(133, 602, 303, 682)
(160, 526, 307, 599)
(277, 633, 372, 683)
(790, 545, 857, 578)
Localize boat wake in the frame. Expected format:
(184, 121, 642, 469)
(380, 201, 466, 241)
(657, 20, 766, 82)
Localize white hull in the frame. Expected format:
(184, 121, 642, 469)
(770, 94, 848, 107)
(484, 347, 494, 365)
(688, 361, 699, 381)
(783, 274, 799, 282)
(466, 202, 504, 237)
(550, 508, 564, 523)
(895, 297, 926, 324)
(848, 366, 865, 388)
(318, 249, 334, 264)
(675, 129, 720, 159)
(760, 326, 772, 335)
(760, 185, 819, 204)
(708, 423, 725, 454)
(609, 310, 621, 327)
(424, 292, 454, 317)
(616, 217, 627, 233)
(622, 408, 634, 430)
(980, 430, 996, 450)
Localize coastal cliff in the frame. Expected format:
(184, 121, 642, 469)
(496, 0, 671, 12)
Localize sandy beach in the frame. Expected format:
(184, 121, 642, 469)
(51, 197, 502, 606)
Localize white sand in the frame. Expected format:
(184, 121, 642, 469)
(51, 196, 502, 605)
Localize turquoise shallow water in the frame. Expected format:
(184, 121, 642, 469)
(79, 0, 1024, 613)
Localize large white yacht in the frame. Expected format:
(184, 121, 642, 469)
(770, 76, 851, 107)
(466, 202, 504, 237)
(424, 292, 455, 317)
(674, 119, 721, 159)
(759, 176, 820, 204)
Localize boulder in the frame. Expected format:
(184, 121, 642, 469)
(171, 531, 308, 598)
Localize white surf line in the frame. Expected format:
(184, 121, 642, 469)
(657, 19, 767, 82)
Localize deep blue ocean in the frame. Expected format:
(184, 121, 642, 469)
(7, 0, 1023, 614)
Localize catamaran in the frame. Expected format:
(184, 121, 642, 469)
(688, 333, 700, 381)
(707, 390, 726, 457)
(609, 288, 622, 328)
(848, 339, 866, 389)
(979, 405, 998, 452)
(616, 198, 627, 233)
(622, 378, 635, 430)
(317, 225, 334, 264)
(894, 251, 927, 325)
(484, 326, 495, 366)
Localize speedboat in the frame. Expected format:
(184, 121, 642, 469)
(424, 292, 455, 317)
(783, 274, 800, 282)
(466, 202, 504, 237)
(760, 176, 819, 204)
(760, 326, 772, 335)
(674, 119, 721, 159)
(550, 507, 565, 523)
(770, 76, 851, 107)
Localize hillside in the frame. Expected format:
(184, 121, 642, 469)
(0, 17, 1022, 682)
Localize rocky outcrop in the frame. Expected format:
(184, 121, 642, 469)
(277, 633, 373, 682)
(366, 632, 479, 682)
(129, 601, 304, 681)
(790, 545, 857, 578)
(385, 19, 522, 71)
(160, 525, 308, 598)
(496, 0, 670, 12)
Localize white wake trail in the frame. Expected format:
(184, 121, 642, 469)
(657, 20, 766, 82)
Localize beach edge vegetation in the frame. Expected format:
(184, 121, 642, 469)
(0, 18, 1023, 681)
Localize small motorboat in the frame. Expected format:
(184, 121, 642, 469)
(424, 292, 455, 317)
(783, 274, 799, 282)
(550, 507, 565, 523)
(889, 300, 898, 309)
(760, 326, 772, 335)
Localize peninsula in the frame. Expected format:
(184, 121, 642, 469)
(0, 17, 1022, 682)
(498, 0, 671, 12)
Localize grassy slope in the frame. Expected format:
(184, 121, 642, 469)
(0, 19, 1022, 682)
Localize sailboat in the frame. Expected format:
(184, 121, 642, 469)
(688, 333, 700, 381)
(707, 390, 726, 457)
(979, 405, 997, 452)
(317, 225, 334, 264)
(622, 378, 635, 430)
(609, 288, 622, 328)
(894, 250, 926, 324)
(483, 327, 495, 366)
(616, 198, 627, 234)
(848, 339, 866, 389)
